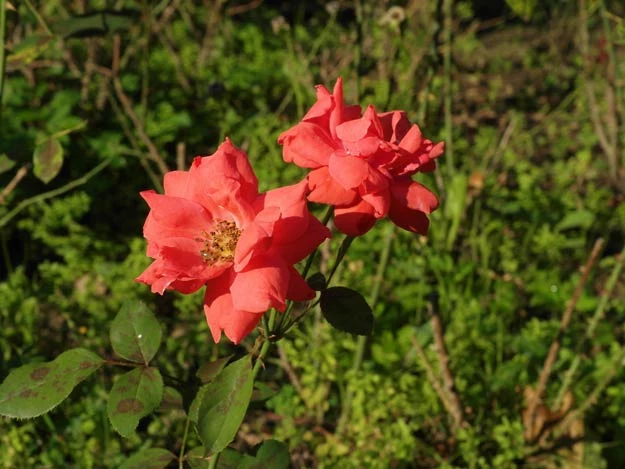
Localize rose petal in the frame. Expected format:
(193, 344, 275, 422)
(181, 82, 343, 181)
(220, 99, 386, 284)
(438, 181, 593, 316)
(234, 222, 271, 272)
(255, 180, 309, 243)
(334, 199, 377, 236)
(398, 124, 423, 154)
(141, 191, 213, 241)
(278, 122, 337, 168)
(203, 273, 263, 344)
(378, 110, 411, 143)
(388, 202, 430, 235)
(163, 170, 190, 197)
(307, 167, 358, 206)
(271, 215, 331, 264)
(302, 84, 333, 123)
(286, 266, 316, 302)
(230, 256, 289, 313)
(391, 179, 439, 214)
(197, 138, 258, 201)
(328, 151, 370, 189)
(329, 77, 345, 138)
(136, 259, 207, 295)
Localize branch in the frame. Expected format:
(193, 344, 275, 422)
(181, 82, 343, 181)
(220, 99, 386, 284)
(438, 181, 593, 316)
(411, 335, 461, 433)
(110, 36, 169, 176)
(524, 238, 604, 440)
(0, 164, 29, 204)
(0, 159, 112, 229)
(431, 311, 466, 430)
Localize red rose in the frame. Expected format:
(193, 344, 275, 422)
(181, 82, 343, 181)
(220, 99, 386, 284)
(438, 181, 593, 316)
(137, 139, 331, 344)
(278, 77, 443, 236)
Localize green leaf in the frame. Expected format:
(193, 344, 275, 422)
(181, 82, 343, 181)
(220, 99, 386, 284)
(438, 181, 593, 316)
(0, 154, 16, 175)
(159, 386, 183, 412)
(306, 272, 326, 291)
(242, 440, 290, 469)
(191, 356, 253, 454)
(187, 441, 290, 469)
(118, 448, 176, 469)
(189, 441, 289, 469)
(110, 300, 162, 364)
(33, 138, 64, 184)
(0, 348, 103, 419)
(6, 34, 53, 66)
(320, 287, 373, 335)
(51, 10, 138, 38)
(251, 382, 277, 402)
(196, 355, 233, 383)
(504, 0, 538, 21)
(555, 210, 595, 232)
(444, 173, 468, 250)
(49, 119, 87, 140)
(107, 367, 163, 438)
(186, 447, 214, 468)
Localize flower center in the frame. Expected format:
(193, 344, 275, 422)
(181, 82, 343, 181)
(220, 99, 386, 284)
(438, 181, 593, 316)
(197, 220, 241, 265)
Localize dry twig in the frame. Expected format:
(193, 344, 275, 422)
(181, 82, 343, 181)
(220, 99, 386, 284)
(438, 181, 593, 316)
(524, 238, 604, 441)
(110, 36, 169, 176)
(431, 311, 466, 430)
(411, 335, 461, 433)
(0, 165, 29, 204)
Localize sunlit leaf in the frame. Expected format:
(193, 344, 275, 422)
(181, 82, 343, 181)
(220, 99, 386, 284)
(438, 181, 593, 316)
(191, 356, 253, 454)
(0, 348, 103, 419)
(504, 0, 538, 21)
(107, 366, 163, 438)
(320, 286, 373, 335)
(33, 138, 63, 184)
(110, 300, 162, 364)
(6, 35, 53, 66)
(555, 210, 595, 232)
(0, 154, 16, 175)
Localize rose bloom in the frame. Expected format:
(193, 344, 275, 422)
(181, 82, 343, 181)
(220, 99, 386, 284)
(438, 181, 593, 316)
(136, 139, 331, 344)
(278, 77, 444, 236)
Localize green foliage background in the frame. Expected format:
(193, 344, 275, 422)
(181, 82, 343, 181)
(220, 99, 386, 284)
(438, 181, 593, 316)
(1, 0, 625, 467)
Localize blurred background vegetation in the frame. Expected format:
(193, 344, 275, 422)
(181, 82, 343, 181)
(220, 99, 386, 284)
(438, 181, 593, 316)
(1, 0, 625, 467)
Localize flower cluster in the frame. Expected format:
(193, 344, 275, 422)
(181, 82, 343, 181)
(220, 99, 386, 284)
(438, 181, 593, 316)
(279, 77, 443, 236)
(137, 78, 443, 343)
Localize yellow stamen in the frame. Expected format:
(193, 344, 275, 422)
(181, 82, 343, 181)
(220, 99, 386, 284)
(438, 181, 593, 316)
(197, 220, 241, 265)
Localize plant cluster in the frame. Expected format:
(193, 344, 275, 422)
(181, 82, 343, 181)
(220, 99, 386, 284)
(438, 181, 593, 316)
(1, 1, 625, 468)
